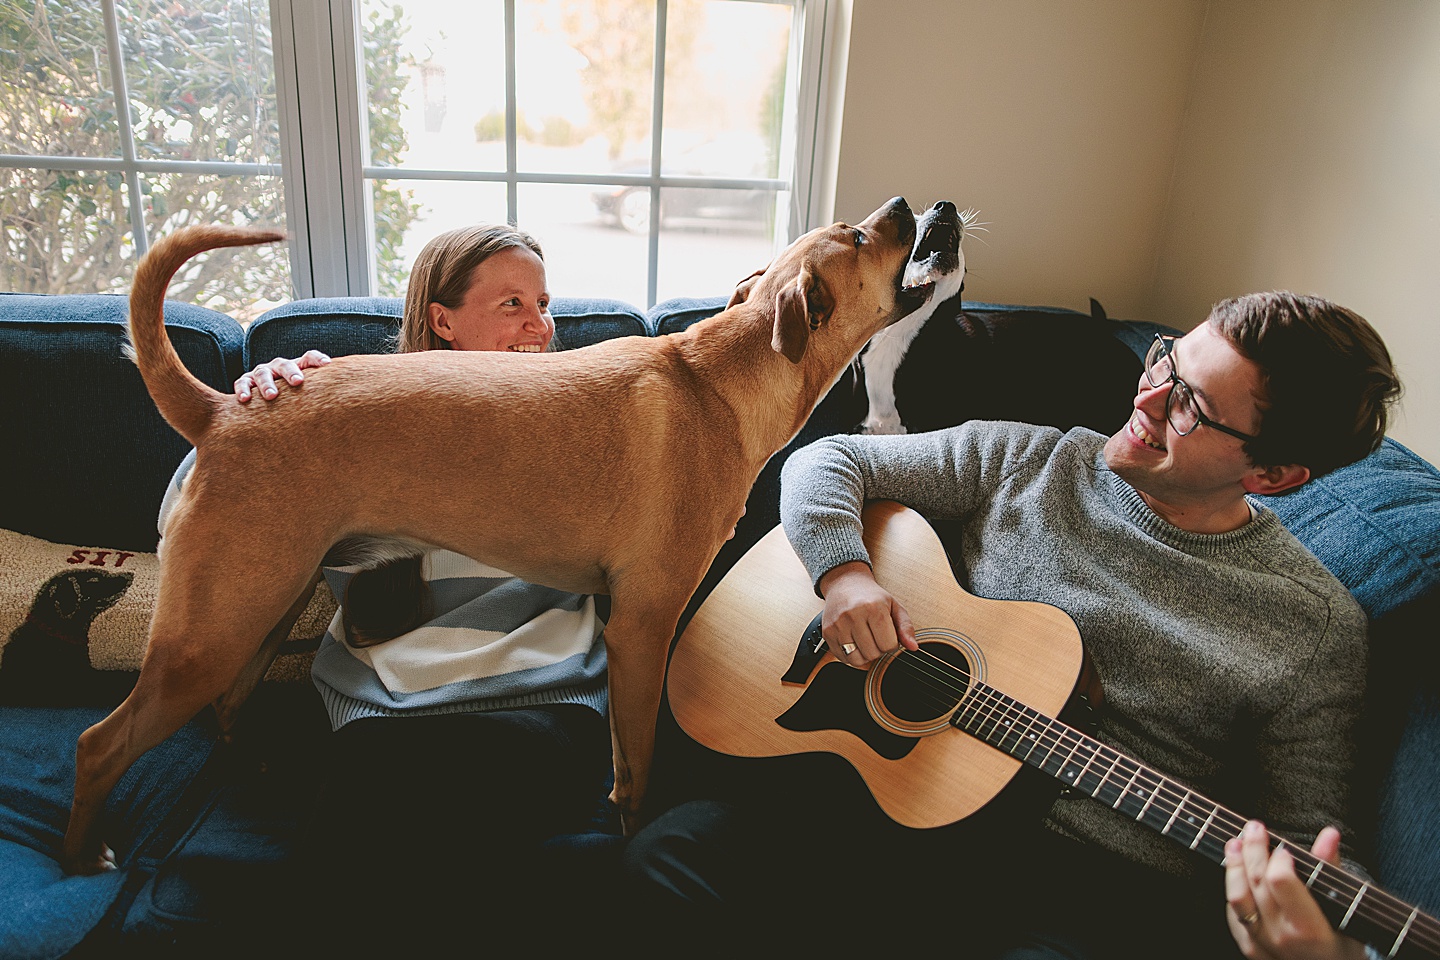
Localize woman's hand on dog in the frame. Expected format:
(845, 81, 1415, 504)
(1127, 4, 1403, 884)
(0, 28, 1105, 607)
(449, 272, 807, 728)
(236, 350, 332, 402)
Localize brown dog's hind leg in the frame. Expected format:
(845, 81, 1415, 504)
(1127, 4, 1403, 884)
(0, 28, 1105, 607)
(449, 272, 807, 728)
(212, 567, 323, 736)
(63, 543, 322, 874)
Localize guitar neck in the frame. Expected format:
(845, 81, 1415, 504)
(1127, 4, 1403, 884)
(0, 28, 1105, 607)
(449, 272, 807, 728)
(953, 678, 1439, 958)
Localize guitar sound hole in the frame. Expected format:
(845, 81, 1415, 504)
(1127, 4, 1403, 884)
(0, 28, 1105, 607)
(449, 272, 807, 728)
(880, 641, 970, 723)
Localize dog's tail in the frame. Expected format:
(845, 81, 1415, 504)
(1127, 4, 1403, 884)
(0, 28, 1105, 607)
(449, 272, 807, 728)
(124, 225, 285, 444)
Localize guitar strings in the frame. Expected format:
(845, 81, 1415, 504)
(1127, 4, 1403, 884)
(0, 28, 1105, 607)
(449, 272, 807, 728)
(861, 645, 1439, 950)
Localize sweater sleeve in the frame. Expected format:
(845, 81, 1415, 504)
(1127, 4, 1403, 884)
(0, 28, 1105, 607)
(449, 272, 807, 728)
(1251, 587, 1370, 873)
(778, 421, 1063, 591)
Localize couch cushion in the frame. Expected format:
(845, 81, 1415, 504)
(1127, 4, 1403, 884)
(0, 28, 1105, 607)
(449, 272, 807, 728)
(0, 687, 331, 957)
(0, 294, 245, 553)
(0, 707, 218, 960)
(649, 297, 1145, 438)
(245, 296, 647, 364)
(245, 297, 404, 361)
(1257, 438, 1439, 622)
(648, 296, 730, 337)
(552, 297, 649, 348)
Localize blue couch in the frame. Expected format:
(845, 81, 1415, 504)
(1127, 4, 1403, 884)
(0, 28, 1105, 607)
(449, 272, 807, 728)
(1, 291, 1436, 957)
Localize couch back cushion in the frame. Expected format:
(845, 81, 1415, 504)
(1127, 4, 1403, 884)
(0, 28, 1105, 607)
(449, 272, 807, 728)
(1257, 438, 1439, 623)
(650, 297, 1145, 439)
(0, 293, 244, 552)
(246, 296, 646, 363)
(648, 296, 732, 337)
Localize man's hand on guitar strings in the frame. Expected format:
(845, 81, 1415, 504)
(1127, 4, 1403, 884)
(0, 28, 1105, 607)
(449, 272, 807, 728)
(817, 561, 919, 666)
(1224, 820, 1367, 960)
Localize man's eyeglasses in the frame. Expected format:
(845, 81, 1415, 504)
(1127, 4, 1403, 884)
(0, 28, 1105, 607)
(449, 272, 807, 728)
(1143, 335, 1259, 443)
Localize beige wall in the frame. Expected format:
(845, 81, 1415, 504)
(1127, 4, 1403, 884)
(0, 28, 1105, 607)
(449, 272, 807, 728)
(1152, 0, 1440, 463)
(831, 0, 1439, 464)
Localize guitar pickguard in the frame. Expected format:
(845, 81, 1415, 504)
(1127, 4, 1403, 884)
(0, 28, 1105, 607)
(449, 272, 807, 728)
(776, 622, 975, 761)
(775, 663, 918, 760)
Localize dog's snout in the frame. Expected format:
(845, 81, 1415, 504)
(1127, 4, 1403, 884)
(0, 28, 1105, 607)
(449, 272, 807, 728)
(884, 197, 916, 244)
(933, 200, 957, 216)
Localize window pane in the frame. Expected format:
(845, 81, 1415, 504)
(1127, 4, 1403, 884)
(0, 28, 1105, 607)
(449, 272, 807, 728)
(140, 172, 288, 318)
(516, 0, 656, 175)
(362, 0, 507, 172)
(0, 166, 133, 294)
(122, 0, 281, 165)
(656, 186, 783, 303)
(662, 0, 790, 181)
(0, 2, 119, 158)
(354, 0, 800, 307)
(0, 1, 288, 307)
(521, 181, 650, 306)
(372, 178, 508, 296)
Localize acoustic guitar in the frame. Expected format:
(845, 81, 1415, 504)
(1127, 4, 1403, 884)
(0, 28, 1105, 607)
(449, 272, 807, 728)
(667, 500, 1439, 959)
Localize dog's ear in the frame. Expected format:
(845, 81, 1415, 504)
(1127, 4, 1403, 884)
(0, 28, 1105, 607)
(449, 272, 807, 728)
(805, 269, 834, 329)
(772, 269, 812, 363)
(726, 267, 766, 309)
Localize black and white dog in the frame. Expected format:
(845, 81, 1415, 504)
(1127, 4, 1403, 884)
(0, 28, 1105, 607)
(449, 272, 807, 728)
(859, 200, 977, 434)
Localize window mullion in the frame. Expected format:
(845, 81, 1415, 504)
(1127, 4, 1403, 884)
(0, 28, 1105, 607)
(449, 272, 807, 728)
(504, 0, 518, 224)
(332, 0, 373, 294)
(792, 0, 840, 233)
(100, 0, 149, 256)
(647, 0, 668, 308)
(271, 0, 370, 298)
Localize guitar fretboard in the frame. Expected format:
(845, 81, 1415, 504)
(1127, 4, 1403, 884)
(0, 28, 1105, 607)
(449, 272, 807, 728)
(947, 673, 1438, 958)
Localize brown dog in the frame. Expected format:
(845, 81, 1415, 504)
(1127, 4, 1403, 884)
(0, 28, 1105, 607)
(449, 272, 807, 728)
(63, 197, 929, 873)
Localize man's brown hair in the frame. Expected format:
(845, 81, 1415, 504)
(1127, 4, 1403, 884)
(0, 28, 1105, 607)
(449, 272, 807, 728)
(1210, 291, 1401, 479)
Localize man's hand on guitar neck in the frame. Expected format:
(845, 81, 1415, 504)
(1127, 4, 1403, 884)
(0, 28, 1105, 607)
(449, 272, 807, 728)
(1225, 820, 1369, 960)
(817, 561, 920, 666)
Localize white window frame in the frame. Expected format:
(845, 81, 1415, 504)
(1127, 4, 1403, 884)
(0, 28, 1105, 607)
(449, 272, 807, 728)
(271, 0, 842, 305)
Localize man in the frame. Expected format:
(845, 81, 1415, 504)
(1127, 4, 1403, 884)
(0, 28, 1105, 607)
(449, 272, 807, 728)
(626, 291, 1401, 960)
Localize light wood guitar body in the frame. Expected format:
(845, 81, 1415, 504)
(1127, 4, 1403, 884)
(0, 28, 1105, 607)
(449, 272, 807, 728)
(668, 499, 1083, 829)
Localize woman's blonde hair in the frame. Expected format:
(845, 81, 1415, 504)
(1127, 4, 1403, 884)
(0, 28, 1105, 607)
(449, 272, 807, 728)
(394, 223, 545, 354)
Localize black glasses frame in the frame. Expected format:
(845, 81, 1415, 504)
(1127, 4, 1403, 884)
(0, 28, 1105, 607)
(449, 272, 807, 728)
(1144, 335, 1259, 443)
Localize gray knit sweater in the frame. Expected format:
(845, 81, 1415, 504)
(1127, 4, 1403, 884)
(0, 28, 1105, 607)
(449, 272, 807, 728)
(779, 421, 1368, 879)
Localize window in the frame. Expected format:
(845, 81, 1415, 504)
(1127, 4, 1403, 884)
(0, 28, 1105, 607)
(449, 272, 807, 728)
(0, 0, 286, 317)
(2, 0, 837, 313)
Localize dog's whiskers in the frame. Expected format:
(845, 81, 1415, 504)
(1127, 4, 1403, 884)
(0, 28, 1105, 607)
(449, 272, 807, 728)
(958, 208, 991, 242)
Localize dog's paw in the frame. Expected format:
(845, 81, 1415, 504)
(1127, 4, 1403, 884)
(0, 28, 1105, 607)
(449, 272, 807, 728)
(858, 417, 907, 435)
(62, 842, 117, 876)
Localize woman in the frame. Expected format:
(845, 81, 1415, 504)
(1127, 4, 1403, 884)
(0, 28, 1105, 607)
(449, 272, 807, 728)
(167, 224, 618, 952)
